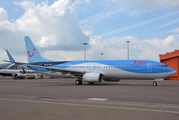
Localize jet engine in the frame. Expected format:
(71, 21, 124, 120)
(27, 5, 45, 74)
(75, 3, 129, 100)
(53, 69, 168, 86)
(83, 73, 103, 82)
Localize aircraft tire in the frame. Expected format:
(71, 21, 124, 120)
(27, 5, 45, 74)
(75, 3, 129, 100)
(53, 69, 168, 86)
(153, 82, 157, 86)
(75, 80, 82, 85)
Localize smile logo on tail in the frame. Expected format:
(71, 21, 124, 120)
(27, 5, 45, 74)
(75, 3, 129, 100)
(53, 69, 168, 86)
(28, 49, 35, 57)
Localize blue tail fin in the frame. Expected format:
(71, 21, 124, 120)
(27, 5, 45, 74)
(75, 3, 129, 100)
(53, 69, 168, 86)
(5, 49, 15, 69)
(5, 49, 15, 63)
(24, 36, 52, 63)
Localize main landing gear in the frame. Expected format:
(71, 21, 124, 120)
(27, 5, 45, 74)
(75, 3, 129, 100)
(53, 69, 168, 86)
(75, 80, 83, 85)
(153, 82, 157, 86)
(75, 80, 95, 85)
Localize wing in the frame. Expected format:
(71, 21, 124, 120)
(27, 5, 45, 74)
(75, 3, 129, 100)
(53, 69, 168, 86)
(24, 64, 85, 77)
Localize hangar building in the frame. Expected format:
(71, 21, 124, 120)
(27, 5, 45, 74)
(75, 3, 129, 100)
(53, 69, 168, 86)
(159, 50, 179, 80)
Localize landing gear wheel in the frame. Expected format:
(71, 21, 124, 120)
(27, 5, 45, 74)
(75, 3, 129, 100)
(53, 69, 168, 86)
(153, 82, 157, 86)
(75, 80, 83, 85)
(89, 82, 94, 85)
(79, 80, 83, 85)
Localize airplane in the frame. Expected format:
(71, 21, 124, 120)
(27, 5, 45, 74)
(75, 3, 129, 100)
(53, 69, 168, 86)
(24, 36, 177, 86)
(0, 49, 37, 78)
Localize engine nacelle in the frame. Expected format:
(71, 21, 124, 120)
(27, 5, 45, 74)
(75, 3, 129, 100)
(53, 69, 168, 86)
(103, 78, 120, 82)
(83, 73, 103, 82)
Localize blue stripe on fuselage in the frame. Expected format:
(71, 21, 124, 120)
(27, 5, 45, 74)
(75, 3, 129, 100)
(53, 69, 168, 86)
(29, 60, 173, 74)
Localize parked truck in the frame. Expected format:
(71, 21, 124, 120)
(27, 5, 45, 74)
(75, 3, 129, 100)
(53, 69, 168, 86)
(12, 73, 38, 79)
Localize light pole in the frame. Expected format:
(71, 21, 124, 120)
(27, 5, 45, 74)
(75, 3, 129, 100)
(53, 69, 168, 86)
(83, 43, 88, 61)
(101, 53, 104, 60)
(126, 41, 130, 60)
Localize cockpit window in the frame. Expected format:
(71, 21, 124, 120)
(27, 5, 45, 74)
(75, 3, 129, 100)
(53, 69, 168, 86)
(158, 65, 168, 68)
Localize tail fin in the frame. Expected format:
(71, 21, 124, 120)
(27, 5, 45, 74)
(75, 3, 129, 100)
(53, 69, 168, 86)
(24, 36, 52, 63)
(5, 49, 15, 63)
(5, 49, 15, 69)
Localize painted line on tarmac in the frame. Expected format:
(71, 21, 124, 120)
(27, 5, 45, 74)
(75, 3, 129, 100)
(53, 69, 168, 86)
(0, 98, 179, 114)
(87, 98, 108, 101)
(1, 94, 179, 107)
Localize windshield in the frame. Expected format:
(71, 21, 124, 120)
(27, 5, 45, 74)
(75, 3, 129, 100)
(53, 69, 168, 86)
(158, 65, 168, 68)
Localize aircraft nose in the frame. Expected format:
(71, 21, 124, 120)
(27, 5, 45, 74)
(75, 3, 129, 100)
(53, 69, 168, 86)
(168, 67, 177, 75)
(173, 70, 177, 74)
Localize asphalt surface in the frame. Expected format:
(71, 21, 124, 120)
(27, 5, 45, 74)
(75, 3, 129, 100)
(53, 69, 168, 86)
(0, 78, 179, 120)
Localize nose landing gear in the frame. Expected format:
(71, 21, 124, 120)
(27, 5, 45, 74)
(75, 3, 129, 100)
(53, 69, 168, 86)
(153, 78, 164, 86)
(153, 82, 157, 86)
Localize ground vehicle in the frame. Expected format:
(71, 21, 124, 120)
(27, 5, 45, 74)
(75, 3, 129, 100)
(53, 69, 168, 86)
(12, 73, 37, 79)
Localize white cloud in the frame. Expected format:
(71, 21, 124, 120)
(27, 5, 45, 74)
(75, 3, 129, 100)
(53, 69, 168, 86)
(37, 35, 57, 47)
(0, 8, 8, 21)
(84, 34, 179, 61)
(170, 27, 179, 33)
(0, 48, 7, 63)
(162, 35, 176, 46)
(75, 0, 90, 5)
(83, 30, 93, 36)
(0, 0, 89, 56)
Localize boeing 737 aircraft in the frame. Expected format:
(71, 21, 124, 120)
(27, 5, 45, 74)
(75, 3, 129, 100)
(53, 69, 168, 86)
(0, 49, 36, 78)
(24, 36, 176, 86)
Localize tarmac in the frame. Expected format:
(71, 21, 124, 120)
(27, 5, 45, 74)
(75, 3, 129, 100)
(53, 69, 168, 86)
(0, 78, 179, 120)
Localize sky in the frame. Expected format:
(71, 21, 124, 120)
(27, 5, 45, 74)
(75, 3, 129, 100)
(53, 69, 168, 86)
(0, 0, 179, 63)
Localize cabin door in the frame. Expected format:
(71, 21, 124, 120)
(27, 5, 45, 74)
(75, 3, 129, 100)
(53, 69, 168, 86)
(147, 63, 152, 72)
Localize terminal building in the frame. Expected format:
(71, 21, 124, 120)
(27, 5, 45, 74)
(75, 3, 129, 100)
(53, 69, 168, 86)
(159, 50, 179, 80)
